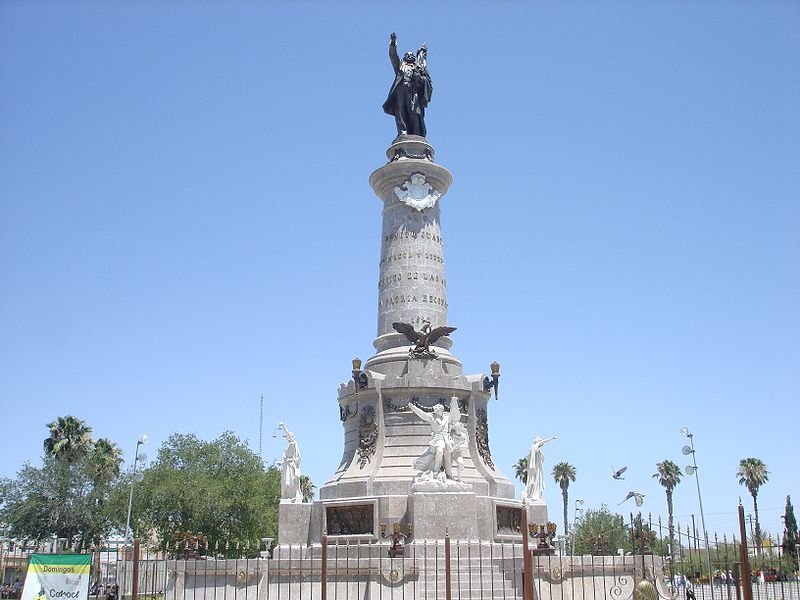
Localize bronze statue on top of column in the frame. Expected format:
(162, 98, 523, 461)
(382, 32, 432, 138)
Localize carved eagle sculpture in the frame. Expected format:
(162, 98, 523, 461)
(392, 320, 456, 358)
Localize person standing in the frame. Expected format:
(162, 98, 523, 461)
(685, 578, 696, 600)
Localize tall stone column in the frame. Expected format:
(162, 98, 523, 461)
(368, 135, 453, 355)
(312, 133, 517, 542)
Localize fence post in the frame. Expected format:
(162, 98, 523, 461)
(321, 532, 328, 600)
(444, 529, 452, 600)
(737, 503, 753, 600)
(521, 506, 532, 600)
(131, 538, 140, 600)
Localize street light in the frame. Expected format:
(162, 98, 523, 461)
(0, 535, 6, 588)
(574, 499, 584, 521)
(571, 499, 584, 557)
(125, 434, 149, 546)
(681, 427, 712, 586)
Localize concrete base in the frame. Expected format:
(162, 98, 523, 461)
(278, 502, 312, 546)
(409, 491, 478, 539)
(526, 501, 549, 528)
(164, 560, 267, 600)
(257, 548, 668, 600)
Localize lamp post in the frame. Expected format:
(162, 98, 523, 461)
(681, 427, 712, 586)
(571, 499, 584, 557)
(125, 434, 148, 546)
(0, 534, 6, 586)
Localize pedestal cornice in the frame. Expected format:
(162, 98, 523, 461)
(369, 160, 453, 202)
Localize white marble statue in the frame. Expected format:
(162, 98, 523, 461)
(521, 435, 557, 503)
(450, 421, 468, 482)
(408, 397, 471, 491)
(279, 422, 304, 503)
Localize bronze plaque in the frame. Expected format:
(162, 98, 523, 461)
(326, 504, 374, 536)
(496, 506, 522, 536)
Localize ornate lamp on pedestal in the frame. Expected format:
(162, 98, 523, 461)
(483, 361, 500, 400)
(351, 357, 368, 393)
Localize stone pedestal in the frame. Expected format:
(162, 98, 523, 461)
(278, 502, 312, 546)
(525, 501, 549, 527)
(409, 492, 478, 539)
(304, 137, 537, 548)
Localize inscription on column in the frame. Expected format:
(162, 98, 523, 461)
(379, 272, 447, 289)
(380, 251, 444, 267)
(383, 230, 444, 244)
(378, 294, 448, 308)
(376, 205, 449, 338)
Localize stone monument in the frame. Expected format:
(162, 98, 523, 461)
(276, 33, 548, 551)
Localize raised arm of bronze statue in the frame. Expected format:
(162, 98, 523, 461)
(388, 32, 400, 73)
(382, 33, 431, 138)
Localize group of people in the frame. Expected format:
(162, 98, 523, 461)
(0, 578, 121, 600)
(89, 583, 118, 600)
(0, 580, 22, 599)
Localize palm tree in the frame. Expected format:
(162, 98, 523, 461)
(299, 475, 316, 502)
(42, 415, 93, 549)
(88, 438, 123, 484)
(82, 438, 123, 555)
(44, 415, 93, 464)
(737, 457, 769, 551)
(653, 459, 682, 558)
(551, 462, 576, 538)
(514, 457, 528, 484)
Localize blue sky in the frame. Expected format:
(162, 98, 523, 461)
(1, 1, 798, 540)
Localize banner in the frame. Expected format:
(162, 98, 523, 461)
(21, 554, 92, 600)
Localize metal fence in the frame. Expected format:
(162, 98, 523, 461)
(89, 530, 800, 600)
(92, 537, 798, 600)
(4, 511, 798, 600)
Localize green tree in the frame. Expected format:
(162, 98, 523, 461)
(737, 457, 769, 552)
(630, 513, 657, 555)
(0, 453, 121, 550)
(300, 475, 316, 502)
(782, 495, 798, 571)
(551, 462, 576, 539)
(44, 415, 93, 464)
(0, 461, 56, 543)
(88, 438, 123, 484)
(132, 432, 281, 556)
(653, 459, 682, 559)
(708, 542, 740, 572)
(513, 457, 528, 484)
(40, 415, 96, 547)
(83, 438, 123, 547)
(0, 416, 122, 549)
(572, 505, 628, 556)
